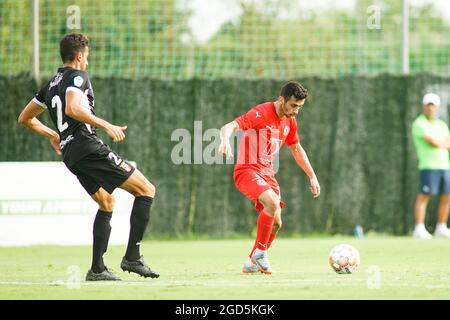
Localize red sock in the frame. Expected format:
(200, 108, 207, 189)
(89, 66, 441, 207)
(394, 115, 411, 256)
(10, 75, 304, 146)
(249, 241, 258, 258)
(249, 231, 278, 258)
(267, 232, 277, 249)
(253, 211, 274, 251)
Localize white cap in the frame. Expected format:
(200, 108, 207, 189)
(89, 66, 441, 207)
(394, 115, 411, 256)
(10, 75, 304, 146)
(422, 93, 441, 106)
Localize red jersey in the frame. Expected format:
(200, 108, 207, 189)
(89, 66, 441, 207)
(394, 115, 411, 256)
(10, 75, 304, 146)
(234, 102, 299, 176)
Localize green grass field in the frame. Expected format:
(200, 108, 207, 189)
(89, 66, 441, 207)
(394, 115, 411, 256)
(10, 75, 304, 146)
(1, 237, 450, 300)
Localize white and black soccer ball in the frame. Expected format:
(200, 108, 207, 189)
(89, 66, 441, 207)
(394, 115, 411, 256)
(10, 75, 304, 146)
(328, 244, 360, 274)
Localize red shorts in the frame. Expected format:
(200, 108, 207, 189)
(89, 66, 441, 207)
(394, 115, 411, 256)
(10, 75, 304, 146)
(233, 168, 285, 213)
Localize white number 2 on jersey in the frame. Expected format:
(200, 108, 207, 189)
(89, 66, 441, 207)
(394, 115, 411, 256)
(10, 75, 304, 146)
(51, 95, 69, 133)
(108, 152, 122, 165)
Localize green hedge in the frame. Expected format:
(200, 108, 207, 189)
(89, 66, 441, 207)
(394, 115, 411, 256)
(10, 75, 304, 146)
(1, 74, 448, 235)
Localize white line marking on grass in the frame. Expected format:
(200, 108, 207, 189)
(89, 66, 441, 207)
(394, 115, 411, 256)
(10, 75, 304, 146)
(0, 279, 343, 287)
(0, 281, 150, 286)
(0, 278, 356, 286)
(2, 279, 450, 290)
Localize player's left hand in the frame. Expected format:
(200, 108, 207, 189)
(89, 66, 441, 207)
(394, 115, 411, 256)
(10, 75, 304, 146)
(309, 176, 320, 198)
(49, 135, 61, 156)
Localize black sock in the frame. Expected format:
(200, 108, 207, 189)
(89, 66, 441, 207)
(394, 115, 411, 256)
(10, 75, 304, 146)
(125, 196, 153, 261)
(91, 210, 112, 273)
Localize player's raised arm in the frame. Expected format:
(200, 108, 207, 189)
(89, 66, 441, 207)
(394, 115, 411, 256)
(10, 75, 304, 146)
(65, 90, 127, 142)
(18, 99, 62, 155)
(219, 120, 240, 159)
(288, 142, 320, 198)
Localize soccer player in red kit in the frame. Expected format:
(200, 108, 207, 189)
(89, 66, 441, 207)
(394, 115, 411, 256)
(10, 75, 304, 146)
(218, 81, 320, 274)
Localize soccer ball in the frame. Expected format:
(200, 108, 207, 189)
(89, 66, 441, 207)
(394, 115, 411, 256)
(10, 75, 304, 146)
(328, 244, 360, 274)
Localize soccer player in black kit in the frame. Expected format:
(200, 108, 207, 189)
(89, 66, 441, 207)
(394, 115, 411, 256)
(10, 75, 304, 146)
(18, 33, 159, 281)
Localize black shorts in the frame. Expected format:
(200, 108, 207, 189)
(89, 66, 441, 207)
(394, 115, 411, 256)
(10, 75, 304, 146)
(66, 145, 136, 195)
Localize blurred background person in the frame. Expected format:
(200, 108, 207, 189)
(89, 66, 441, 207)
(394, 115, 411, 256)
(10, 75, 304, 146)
(412, 93, 450, 239)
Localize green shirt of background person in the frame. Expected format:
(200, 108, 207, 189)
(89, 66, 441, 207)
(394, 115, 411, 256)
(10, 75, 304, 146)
(411, 93, 450, 239)
(412, 115, 449, 170)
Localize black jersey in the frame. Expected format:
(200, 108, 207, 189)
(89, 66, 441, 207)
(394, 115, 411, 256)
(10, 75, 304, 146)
(33, 67, 103, 167)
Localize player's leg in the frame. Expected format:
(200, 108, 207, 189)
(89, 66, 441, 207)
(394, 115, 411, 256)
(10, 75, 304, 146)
(249, 177, 283, 255)
(234, 170, 279, 274)
(66, 159, 121, 281)
(244, 210, 281, 273)
(267, 182, 283, 250)
(250, 189, 281, 274)
(435, 170, 450, 238)
(118, 169, 159, 278)
(119, 168, 155, 197)
(68, 147, 157, 278)
(120, 169, 155, 260)
(413, 170, 434, 239)
(247, 211, 281, 258)
(90, 187, 114, 272)
(248, 194, 282, 255)
(86, 187, 121, 281)
(268, 211, 282, 249)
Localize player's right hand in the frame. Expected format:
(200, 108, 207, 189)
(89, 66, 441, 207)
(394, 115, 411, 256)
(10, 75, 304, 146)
(218, 141, 233, 159)
(105, 124, 127, 142)
(49, 135, 61, 156)
(309, 176, 321, 199)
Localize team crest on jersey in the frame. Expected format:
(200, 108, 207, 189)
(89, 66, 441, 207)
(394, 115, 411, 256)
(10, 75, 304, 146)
(284, 126, 290, 136)
(74, 76, 84, 87)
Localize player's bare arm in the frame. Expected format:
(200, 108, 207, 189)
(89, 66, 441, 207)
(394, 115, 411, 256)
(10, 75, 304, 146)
(288, 142, 320, 198)
(18, 100, 61, 155)
(219, 120, 240, 159)
(65, 90, 127, 142)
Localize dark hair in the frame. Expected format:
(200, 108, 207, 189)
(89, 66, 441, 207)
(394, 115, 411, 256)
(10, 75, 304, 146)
(60, 33, 89, 63)
(280, 81, 308, 101)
